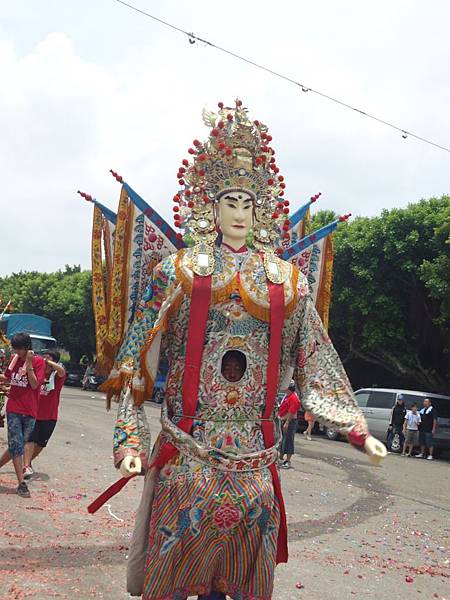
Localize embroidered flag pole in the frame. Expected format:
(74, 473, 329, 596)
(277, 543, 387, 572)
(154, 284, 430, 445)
(314, 233, 335, 330)
(283, 214, 351, 329)
(289, 193, 320, 230)
(282, 214, 350, 261)
(109, 170, 185, 334)
(105, 185, 132, 359)
(79, 191, 117, 372)
(78, 191, 117, 287)
(288, 193, 321, 245)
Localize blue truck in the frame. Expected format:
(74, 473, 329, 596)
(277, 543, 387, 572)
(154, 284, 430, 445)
(0, 313, 57, 353)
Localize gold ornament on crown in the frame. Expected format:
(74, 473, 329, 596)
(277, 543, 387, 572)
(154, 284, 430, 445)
(172, 99, 291, 279)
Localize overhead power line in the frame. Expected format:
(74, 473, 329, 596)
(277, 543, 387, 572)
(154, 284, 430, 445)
(113, 0, 450, 154)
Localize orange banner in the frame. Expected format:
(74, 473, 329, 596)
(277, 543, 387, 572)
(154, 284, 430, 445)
(106, 187, 131, 354)
(315, 233, 334, 331)
(91, 205, 109, 370)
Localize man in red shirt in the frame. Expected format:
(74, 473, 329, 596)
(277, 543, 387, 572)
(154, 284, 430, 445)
(23, 349, 66, 477)
(278, 380, 301, 469)
(0, 333, 45, 497)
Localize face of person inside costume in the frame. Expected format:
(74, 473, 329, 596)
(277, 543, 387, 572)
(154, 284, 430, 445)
(221, 351, 246, 383)
(217, 191, 254, 250)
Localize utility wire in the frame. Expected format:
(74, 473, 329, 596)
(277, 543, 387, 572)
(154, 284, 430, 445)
(114, 0, 450, 154)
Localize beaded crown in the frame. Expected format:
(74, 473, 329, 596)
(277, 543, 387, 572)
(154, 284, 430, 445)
(172, 99, 291, 256)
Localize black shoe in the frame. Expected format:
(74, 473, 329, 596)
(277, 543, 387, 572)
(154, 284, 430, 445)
(17, 481, 31, 498)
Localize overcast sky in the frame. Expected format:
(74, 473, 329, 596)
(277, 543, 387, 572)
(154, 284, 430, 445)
(1, 0, 449, 276)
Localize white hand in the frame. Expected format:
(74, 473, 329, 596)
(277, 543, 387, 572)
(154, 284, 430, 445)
(364, 436, 387, 466)
(120, 455, 142, 477)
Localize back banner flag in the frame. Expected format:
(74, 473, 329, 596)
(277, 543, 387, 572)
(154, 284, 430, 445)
(283, 215, 349, 329)
(121, 182, 183, 331)
(79, 193, 117, 371)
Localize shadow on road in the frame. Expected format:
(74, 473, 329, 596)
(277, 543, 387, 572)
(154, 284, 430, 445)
(0, 543, 127, 570)
(29, 471, 50, 481)
(287, 449, 391, 541)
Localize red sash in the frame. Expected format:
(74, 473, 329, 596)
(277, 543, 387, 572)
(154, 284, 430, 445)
(151, 274, 212, 468)
(264, 282, 288, 563)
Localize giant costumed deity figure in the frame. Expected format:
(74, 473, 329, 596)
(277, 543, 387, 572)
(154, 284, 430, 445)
(100, 100, 386, 600)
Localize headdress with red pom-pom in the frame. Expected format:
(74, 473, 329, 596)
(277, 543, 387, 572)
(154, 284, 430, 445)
(174, 99, 290, 280)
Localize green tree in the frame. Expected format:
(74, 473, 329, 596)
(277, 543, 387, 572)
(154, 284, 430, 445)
(44, 270, 95, 363)
(310, 209, 339, 231)
(0, 266, 95, 362)
(419, 216, 450, 332)
(329, 196, 450, 393)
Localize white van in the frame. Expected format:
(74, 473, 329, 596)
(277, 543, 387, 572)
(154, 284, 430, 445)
(324, 388, 450, 455)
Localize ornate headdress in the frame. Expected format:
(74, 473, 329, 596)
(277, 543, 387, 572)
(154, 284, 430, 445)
(172, 99, 290, 279)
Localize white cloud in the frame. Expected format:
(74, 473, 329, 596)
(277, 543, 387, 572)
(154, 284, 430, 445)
(1, 0, 449, 275)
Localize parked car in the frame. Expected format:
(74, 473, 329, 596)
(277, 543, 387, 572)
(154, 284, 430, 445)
(308, 388, 450, 455)
(318, 422, 340, 441)
(64, 363, 84, 387)
(354, 388, 450, 455)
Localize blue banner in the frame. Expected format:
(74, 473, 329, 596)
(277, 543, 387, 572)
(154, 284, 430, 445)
(282, 219, 339, 261)
(93, 200, 117, 225)
(289, 200, 312, 229)
(123, 183, 184, 251)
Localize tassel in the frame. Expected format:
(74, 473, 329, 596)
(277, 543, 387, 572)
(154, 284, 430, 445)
(132, 374, 145, 406)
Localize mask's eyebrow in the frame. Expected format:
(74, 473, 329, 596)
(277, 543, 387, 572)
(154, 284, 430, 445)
(222, 195, 253, 203)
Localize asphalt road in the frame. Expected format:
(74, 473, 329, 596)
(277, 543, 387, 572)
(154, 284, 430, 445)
(0, 387, 449, 600)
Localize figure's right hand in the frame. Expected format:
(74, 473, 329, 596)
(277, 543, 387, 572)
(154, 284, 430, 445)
(120, 455, 142, 478)
(364, 435, 387, 466)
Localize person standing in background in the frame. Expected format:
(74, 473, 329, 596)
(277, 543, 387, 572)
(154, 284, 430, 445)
(417, 398, 438, 460)
(387, 394, 406, 451)
(402, 403, 421, 457)
(279, 380, 301, 469)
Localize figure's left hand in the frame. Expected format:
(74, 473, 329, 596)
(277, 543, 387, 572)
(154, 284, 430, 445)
(364, 436, 387, 466)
